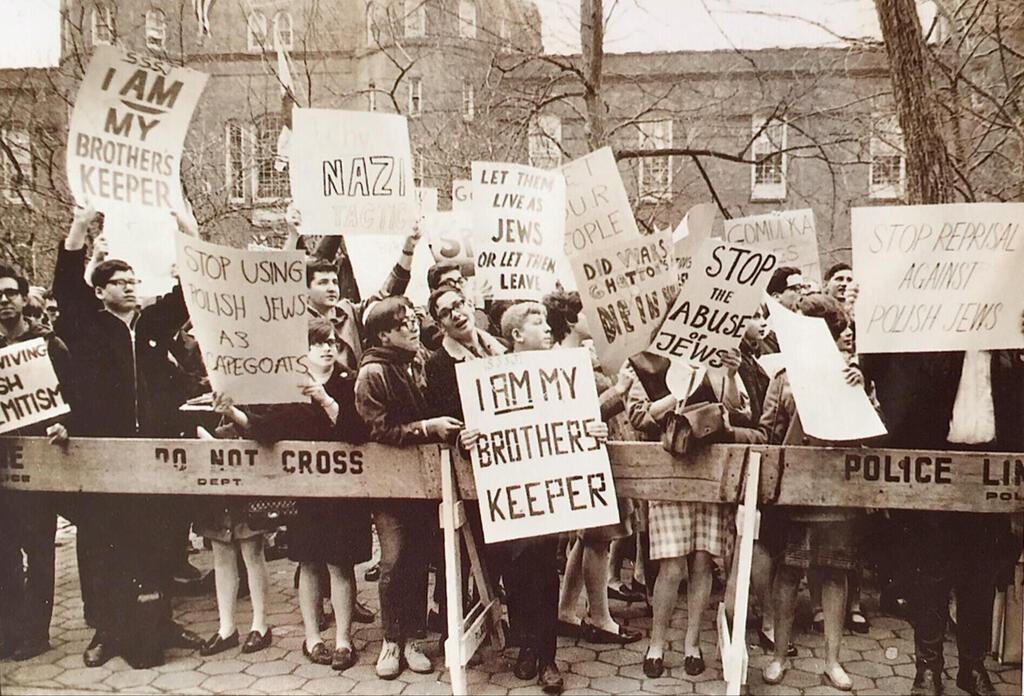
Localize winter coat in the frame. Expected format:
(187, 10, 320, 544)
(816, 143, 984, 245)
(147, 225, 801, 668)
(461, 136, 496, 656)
(355, 345, 433, 446)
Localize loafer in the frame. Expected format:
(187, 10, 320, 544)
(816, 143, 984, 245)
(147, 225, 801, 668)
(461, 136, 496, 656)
(199, 630, 239, 656)
(756, 630, 796, 657)
(684, 650, 705, 676)
(332, 645, 357, 672)
(364, 563, 381, 582)
(580, 620, 643, 645)
(83, 634, 115, 667)
(762, 659, 789, 685)
(303, 640, 332, 666)
(822, 664, 853, 691)
(956, 663, 996, 696)
(556, 619, 580, 638)
(643, 654, 665, 678)
(353, 600, 375, 624)
(13, 638, 50, 661)
(538, 661, 564, 694)
(241, 628, 272, 654)
(846, 610, 870, 634)
(165, 625, 204, 650)
(607, 583, 646, 603)
(911, 667, 943, 696)
(514, 646, 539, 680)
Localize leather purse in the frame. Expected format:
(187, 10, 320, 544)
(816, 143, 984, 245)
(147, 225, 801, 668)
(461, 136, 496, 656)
(661, 401, 730, 456)
(245, 497, 299, 531)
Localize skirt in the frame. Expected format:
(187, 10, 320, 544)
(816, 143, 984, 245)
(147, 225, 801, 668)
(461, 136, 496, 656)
(286, 499, 373, 568)
(580, 498, 635, 543)
(648, 501, 734, 560)
(780, 518, 859, 571)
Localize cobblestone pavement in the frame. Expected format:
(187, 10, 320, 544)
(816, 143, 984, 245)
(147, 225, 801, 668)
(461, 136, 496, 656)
(1, 521, 1020, 695)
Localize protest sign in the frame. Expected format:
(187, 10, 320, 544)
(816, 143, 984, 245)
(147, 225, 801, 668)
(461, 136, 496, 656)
(416, 186, 438, 215)
(289, 109, 416, 236)
(649, 239, 776, 370)
(427, 209, 475, 268)
(851, 202, 1024, 353)
(0, 338, 69, 435)
(563, 147, 640, 254)
(472, 162, 565, 300)
(344, 234, 433, 306)
(766, 298, 887, 441)
(674, 203, 717, 284)
(723, 209, 820, 284)
(67, 46, 208, 216)
(175, 234, 308, 404)
(452, 179, 472, 209)
(456, 347, 618, 543)
(102, 208, 177, 296)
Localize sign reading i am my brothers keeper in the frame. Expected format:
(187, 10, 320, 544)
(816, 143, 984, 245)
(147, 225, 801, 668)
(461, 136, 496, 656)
(852, 203, 1024, 353)
(67, 46, 208, 215)
(0, 338, 69, 435)
(289, 109, 417, 236)
(472, 162, 565, 300)
(456, 348, 618, 543)
(176, 234, 309, 405)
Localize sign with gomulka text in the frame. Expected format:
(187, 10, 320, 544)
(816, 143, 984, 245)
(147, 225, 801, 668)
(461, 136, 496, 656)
(176, 233, 308, 404)
(66, 46, 208, 216)
(456, 348, 618, 543)
(724, 209, 820, 284)
(289, 109, 416, 236)
(0, 338, 68, 435)
(851, 202, 1024, 353)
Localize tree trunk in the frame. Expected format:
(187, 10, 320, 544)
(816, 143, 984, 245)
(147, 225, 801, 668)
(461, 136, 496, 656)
(874, 0, 955, 204)
(580, 0, 605, 149)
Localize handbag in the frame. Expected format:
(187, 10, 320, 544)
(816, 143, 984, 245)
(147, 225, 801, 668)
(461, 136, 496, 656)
(661, 401, 730, 456)
(245, 497, 299, 531)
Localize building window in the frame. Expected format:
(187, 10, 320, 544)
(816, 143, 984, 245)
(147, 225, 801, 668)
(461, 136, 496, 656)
(869, 114, 905, 200)
(368, 81, 377, 111)
(225, 122, 246, 202)
(404, 0, 425, 38)
(91, 5, 114, 45)
(637, 119, 672, 202)
(247, 11, 267, 52)
(462, 80, 474, 121)
(1, 128, 32, 203)
(458, 0, 476, 39)
(408, 77, 422, 117)
(225, 116, 290, 203)
(499, 18, 511, 52)
(751, 115, 786, 201)
(145, 9, 166, 51)
(273, 11, 293, 50)
(528, 114, 561, 169)
(413, 152, 424, 186)
(255, 114, 289, 200)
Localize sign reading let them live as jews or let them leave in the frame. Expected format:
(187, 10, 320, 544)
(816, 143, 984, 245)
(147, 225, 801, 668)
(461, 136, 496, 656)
(0, 338, 69, 435)
(723, 208, 821, 285)
(456, 347, 619, 543)
(176, 233, 309, 405)
(472, 162, 566, 301)
(67, 46, 208, 216)
(852, 202, 1024, 353)
(289, 109, 417, 236)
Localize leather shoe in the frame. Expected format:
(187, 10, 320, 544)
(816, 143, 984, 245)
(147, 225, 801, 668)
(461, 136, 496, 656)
(199, 630, 239, 656)
(241, 628, 272, 654)
(13, 638, 50, 661)
(538, 661, 564, 694)
(364, 563, 381, 582)
(83, 634, 115, 667)
(580, 620, 643, 645)
(956, 663, 996, 696)
(607, 583, 646, 603)
(165, 625, 203, 650)
(643, 655, 665, 678)
(514, 646, 539, 680)
(353, 600, 375, 624)
(911, 667, 943, 696)
(332, 645, 357, 672)
(684, 650, 705, 676)
(304, 640, 332, 666)
(755, 630, 796, 657)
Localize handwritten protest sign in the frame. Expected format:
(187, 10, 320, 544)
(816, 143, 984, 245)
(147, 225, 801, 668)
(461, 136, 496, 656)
(472, 162, 565, 300)
(723, 209, 820, 284)
(452, 179, 472, 210)
(767, 298, 886, 441)
(176, 234, 308, 404)
(851, 203, 1024, 353)
(0, 338, 68, 435)
(674, 203, 717, 284)
(289, 109, 416, 236)
(427, 209, 474, 268)
(456, 347, 618, 543)
(416, 186, 438, 215)
(67, 46, 208, 216)
(102, 209, 177, 296)
(344, 234, 433, 306)
(563, 148, 640, 254)
(649, 239, 776, 369)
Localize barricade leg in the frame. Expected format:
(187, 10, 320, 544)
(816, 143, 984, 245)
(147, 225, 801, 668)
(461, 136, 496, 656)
(440, 448, 468, 696)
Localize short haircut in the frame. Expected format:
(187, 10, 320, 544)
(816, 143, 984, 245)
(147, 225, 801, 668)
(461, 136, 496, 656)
(23, 294, 44, 319)
(824, 262, 852, 282)
(427, 261, 462, 291)
(363, 295, 415, 346)
(308, 316, 338, 345)
(306, 259, 337, 287)
(427, 286, 465, 322)
(542, 290, 583, 343)
(766, 266, 802, 296)
(0, 264, 28, 296)
(794, 292, 848, 340)
(500, 301, 546, 342)
(91, 259, 133, 289)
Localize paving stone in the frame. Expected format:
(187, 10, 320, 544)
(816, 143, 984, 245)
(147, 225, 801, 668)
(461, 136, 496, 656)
(402, 679, 452, 695)
(250, 674, 307, 692)
(198, 658, 250, 675)
(103, 668, 159, 689)
(875, 674, 917, 693)
(302, 676, 356, 694)
(694, 679, 730, 694)
(244, 658, 295, 677)
(589, 674, 641, 693)
(291, 662, 336, 679)
(844, 658, 893, 678)
(153, 656, 203, 672)
(7, 663, 63, 683)
(200, 672, 258, 692)
(558, 646, 597, 663)
(571, 659, 618, 678)
(344, 677, 406, 695)
(597, 648, 643, 666)
(152, 669, 207, 690)
(55, 666, 110, 686)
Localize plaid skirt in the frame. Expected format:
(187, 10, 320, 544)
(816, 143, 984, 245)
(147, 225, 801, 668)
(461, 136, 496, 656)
(649, 501, 734, 560)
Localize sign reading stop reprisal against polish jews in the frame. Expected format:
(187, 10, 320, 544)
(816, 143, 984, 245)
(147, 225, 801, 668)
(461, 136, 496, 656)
(472, 162, 566, 300)
(289, 109, 416, 236)
(563, 148, 677, 373)
(176, 234, 309, 405)
(649, 239, 777, 370)
(0, 338, 69, 435)
(456, 347, 618, 543)
(67, 46, 208, 215)
(724, 208, 821, 285)
(852, 202, 1024, 353)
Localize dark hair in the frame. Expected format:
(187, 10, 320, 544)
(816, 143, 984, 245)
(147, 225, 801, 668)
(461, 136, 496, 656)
(91, 259, 133, 289)
(363, 295, 415, 346)
(0, 264, 28, 297)
(794, 292, 848, 340)
(306, 259, 337, 287)
(766, 266, 801, 296)
(542, 290, 583, 343)
(824, 262, 852, 282)
(427, 262, 461, 291)
(427, 286, 465, 321)
(308, 316, 338, 345)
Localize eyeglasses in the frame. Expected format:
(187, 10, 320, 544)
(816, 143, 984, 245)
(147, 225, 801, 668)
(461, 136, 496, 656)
(0, 289, 22, 300)
(106, 278, 140, 289)
(441, 276, 467, 289)
(437, 298, 469, 323)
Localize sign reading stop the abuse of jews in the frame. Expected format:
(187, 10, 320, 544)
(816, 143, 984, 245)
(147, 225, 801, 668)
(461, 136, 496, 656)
(176, 234, 309, 405)
(852, 203, 1024, 353)
(724, 209, 821, 285)
(289, 109, 416, 236)
(67, 46, 208, 215)
(648, 239, 777, 370)
(472, 162, 566, 300)
(0, 338, 69, 435)
(456, 348, 619, 543)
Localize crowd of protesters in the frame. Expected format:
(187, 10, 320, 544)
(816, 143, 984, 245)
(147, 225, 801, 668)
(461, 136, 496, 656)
(0, 201, 1021, 696)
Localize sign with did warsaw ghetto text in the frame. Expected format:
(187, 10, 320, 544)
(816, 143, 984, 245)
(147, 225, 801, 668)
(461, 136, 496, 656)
(67, 46, 208, 215)
(649, 239, 776, 370)
(472, 162, 566, 300)
(456, 347, 619, 543)
(0, 338, 69, 435)
(176, 234, 309, 405)
(852, 203, 1024, 353)
(289, 109, 416, 236)
(724, 209, 820, 285)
